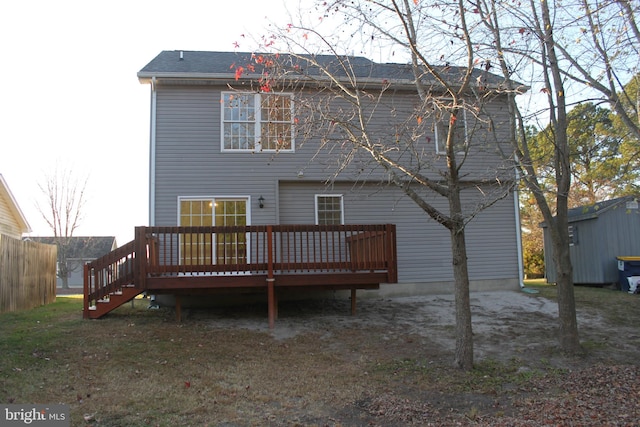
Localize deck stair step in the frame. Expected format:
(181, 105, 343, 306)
(86, 287, 142, 319)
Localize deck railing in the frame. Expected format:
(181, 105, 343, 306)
(142, 224, 395, 275)
(84, 240, 137, 307)
(84, 224, 397, 315)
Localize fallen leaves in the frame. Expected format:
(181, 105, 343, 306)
(360, 364, 640, 426)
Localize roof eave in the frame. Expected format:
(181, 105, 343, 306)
(137, 71, 516, 93)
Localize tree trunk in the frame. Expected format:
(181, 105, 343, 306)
(449, 182, 473, 370)
(451, 225, 473, 370)
(540, 0, 582, 355)
(61, 275, 69, 289)
(550, 221, 582, 353)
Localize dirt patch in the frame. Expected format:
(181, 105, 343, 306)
(3, 288, 640, 426)
(170, 288, 640, 425)
(190, 289, 632, 368)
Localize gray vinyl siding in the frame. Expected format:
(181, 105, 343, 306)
(544, 203, 640, 284)
(278, 181, 519, 283)
(152, 85, 520, 285)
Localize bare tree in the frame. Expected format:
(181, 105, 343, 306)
(476, 0, 638, 354)
(558, 0, 640, 141)
(37, 167, 89, 289)
(241, 0, 519, 369)
(475, 0, 579, 353)
(473, 0, 640, 353)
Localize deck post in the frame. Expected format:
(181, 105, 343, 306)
(386, 224, 398, 283)
(267, 225, 276, 328)
(351, 288, 357, 315)
(175, 295, 182, 323)
(134, 226, 148, 290)
(83, 264, 90, 319)
(267, 278, 276, 328)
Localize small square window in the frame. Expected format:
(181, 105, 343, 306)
(315, 195, 344, 225)
(434, 108, 467, 155)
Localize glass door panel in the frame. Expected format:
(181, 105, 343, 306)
(214, 199, 247, 265)
(179, 200, 214, 265)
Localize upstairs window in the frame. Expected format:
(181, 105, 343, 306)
(315, 195, 344, 225)
(434, 108, 467, 155)
(222, 92, 294, 152)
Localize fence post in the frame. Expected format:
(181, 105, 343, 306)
(134, 227, 148, 290)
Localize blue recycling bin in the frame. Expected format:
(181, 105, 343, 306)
(616, 256, 640, 293)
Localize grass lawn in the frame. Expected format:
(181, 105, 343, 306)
(1, 287, 639, 426)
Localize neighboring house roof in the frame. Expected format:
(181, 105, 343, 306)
(0, 173, 32, 235)
(28, 236, 117, 259)
(138, 50, 515, 90)
(541, 195, 640, 227)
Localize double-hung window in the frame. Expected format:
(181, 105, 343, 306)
(222, 92, 294, 152)
(434, 108, 467, 155)
(315, 195, 344, 225)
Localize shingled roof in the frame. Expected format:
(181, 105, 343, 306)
(540, 195, 640, 228)
(566, 195, 640, 223)
(138, 50, 510, 89)
(28, 236, 117, 259)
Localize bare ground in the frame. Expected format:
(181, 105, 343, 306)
(201, 289, 638, 368)
(167, 288, 640, 426)
(3, 287, 640, 426)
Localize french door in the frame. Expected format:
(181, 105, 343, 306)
(179, 197, 248, 266)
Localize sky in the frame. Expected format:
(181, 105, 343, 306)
(0, 0, 297, 245)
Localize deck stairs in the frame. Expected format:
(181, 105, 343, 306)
(85, 286, 143, 319)
(84, 239, 143, 319)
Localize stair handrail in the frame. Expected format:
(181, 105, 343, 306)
(83, 239, 136, 315)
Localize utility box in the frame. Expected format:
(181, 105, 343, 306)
(616, 256, 640, 293)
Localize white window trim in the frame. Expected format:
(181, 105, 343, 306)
(568, 224, 578, 246)
(314, 194, 344, 225)
(221, 92, 295, 153)
(434, 107, 468, 155)
(177, 196, 253, 225)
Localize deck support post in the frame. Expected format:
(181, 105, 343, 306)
(175, 295, 182, 323)
(351, 288, 357, 315)
(267, 278, 276, 329)
(134, 226, 148, 290)
(266, 225, 276, 329)
(83, 264, 90, 319)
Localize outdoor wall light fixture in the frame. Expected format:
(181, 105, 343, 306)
(258, 196, 265, 208)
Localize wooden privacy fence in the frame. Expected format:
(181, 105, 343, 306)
(0, 234, 57, 313)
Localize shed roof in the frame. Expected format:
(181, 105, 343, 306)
(541, 195, 640, 227)
(567, 196, 639, 223)
(138, 50, 515, 90)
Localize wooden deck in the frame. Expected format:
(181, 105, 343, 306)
(84, 224, 397, 327)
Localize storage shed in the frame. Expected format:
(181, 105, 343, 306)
(542, 195, 640, 285)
